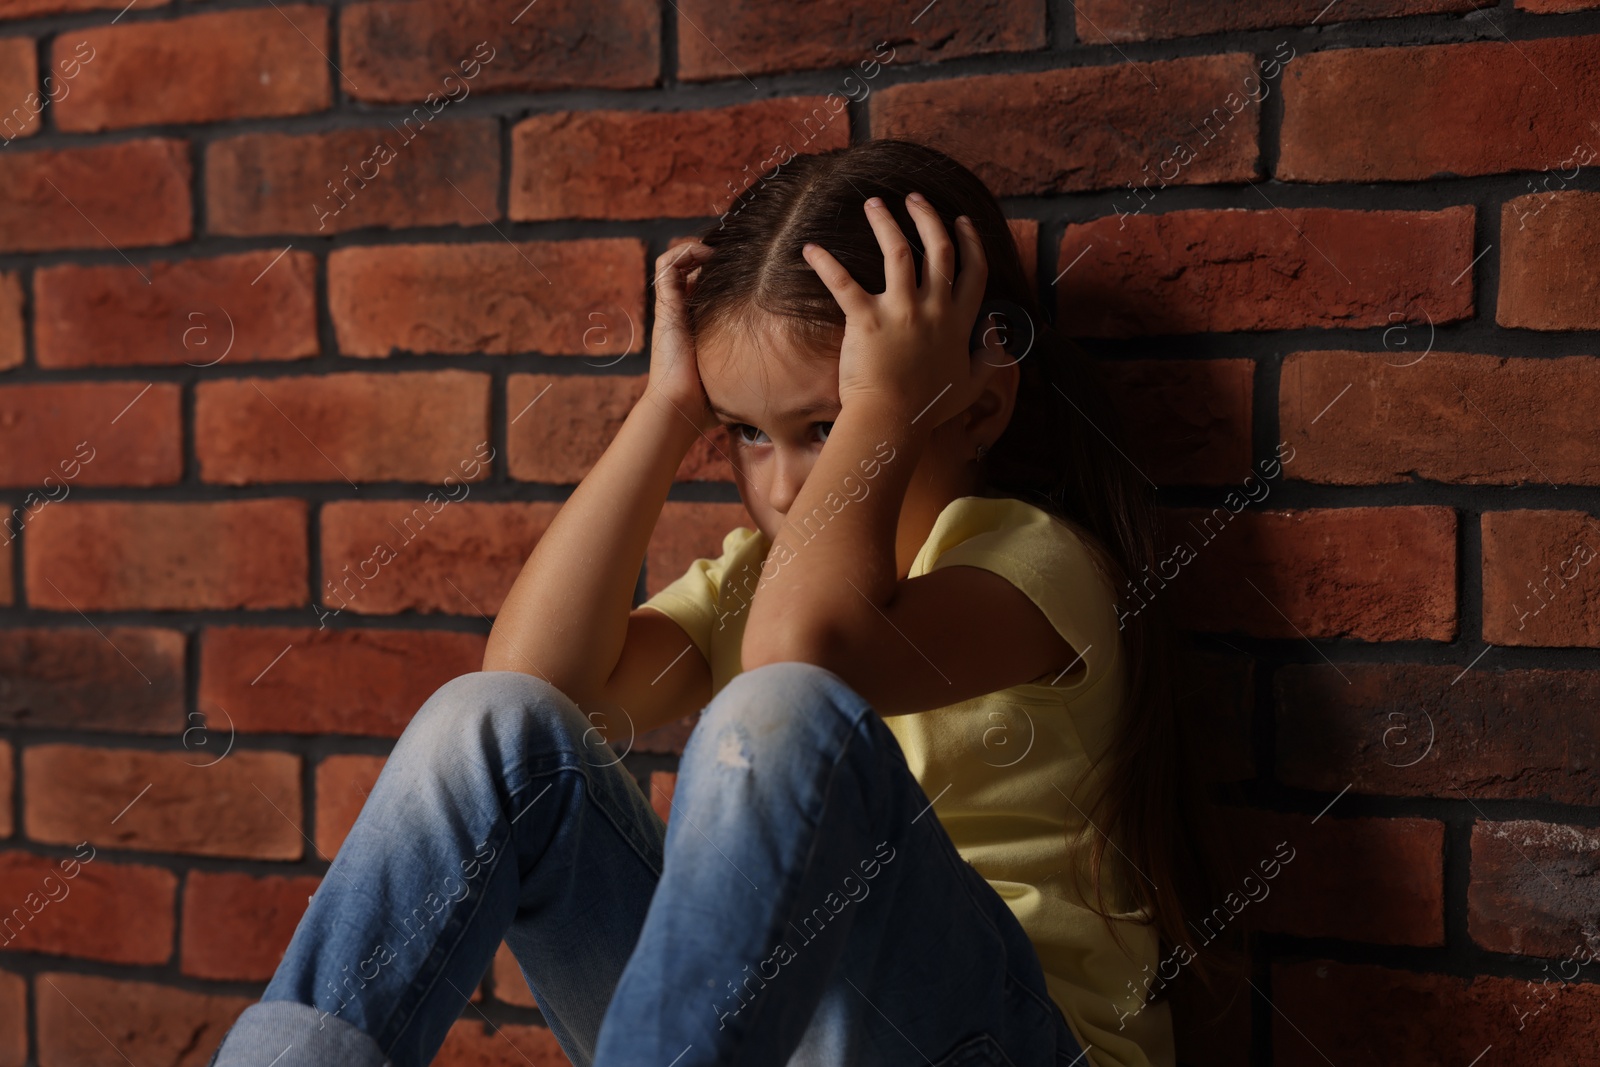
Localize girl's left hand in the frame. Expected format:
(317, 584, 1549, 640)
(801, 193, 994, 430)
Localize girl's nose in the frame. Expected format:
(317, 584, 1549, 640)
(767, 448, 812, 515)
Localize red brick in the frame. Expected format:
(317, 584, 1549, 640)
(341, 0, 658, 103)
(0, 0, 166, 16)
(1230, 809, 1444, 946)
(511, 98, 850, 221)
(0, 271, 20, 371)
(328, 239, 645, 357)
(0, 139, 191, 253)
(180, 870, 321, 980)
(196, 371, 491, 484)
(507, 373, 732, 484)
(54, 6, 328, 132)
(26, 500, 308, 611)
(0, 968, 21, 1067)
(871, 55, 1262, 198)
(0, 37, 38, 142)
(1482, 510, 1600, 647)
(1059, 206, 1475, 336)
(1282, 351, 1600, 485)
(643, 502, 755, 598)
(208, 119, 499, 238)
(646, 501, 756, 597)
(1076, 0, 1486, 42)
(1099, 360, 1253, 485)
(1161, 506, 1457, 641)
(0, 742, 9, 838)
(24, 745, 302, 860)
(34, 972, 251, 1067)
(1277, 664, 1600, 806)
(649, 770, 676, 824)
(320, 501, 560, 617)
(1280, 37, 1600, 182)
(678, 5, 1037, 81)
(492, 940, 538, 1008)
(507, 373, 643, 483)
(34, 250, 318, 368)
(0, 848, 175, 963)
(1470, 820, 1600, 958)
(1272, 960, 1600, 1065)
(0, 628, 184, 732)
(0, 382, 180, 487)
(1500, 191, 1600, 330)
(433, 1017, 569, 1066)
(314, 754, 386, 859)
(201, 627, 485, 737)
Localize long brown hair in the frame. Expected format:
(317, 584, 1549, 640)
(683, 137, 1246, 1000)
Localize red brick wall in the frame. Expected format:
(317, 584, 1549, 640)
(2, 1, 1598, 1064)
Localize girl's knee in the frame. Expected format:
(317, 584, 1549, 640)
(392, 669, 592, 773)
(687, 661, 867, 773)
(703, 662, 863, 728)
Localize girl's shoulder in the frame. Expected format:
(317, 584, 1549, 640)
(915, 494, 1117, 589)
(913, 494, 1126, 692)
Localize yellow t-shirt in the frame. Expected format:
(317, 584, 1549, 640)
(639, 494, 1175, 1067)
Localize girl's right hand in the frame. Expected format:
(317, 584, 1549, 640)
(644, 241, 718, 433)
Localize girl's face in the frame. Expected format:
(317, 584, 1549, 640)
(695, 313, 984, 579)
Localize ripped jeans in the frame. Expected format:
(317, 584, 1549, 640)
(203, 662, 1090, 1067)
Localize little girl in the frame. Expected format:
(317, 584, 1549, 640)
(206, 138, 1226, 1067)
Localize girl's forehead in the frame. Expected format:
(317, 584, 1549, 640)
(697, 316, 836, 380)
(698, 311, 835, 363)
(696, 316, 840, 418)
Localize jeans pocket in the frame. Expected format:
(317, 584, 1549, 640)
(929, 1032, 1017, 1067)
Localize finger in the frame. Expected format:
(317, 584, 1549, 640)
(656, 245, 714, 324)
(951, 215, 989, 319)
(653, 246, 709, 335)
(906, 193, 956, 297)
(653, 265, 687, 322)
(862, 196, 916, 297)
(653, 241, 714, 292)
(801, 240, 874, 318)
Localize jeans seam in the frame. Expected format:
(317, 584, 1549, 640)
(486, 673, 665, 875)
(570, 755, 667, 879)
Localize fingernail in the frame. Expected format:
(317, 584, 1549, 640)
(907, 191, 927, 204)
(865, 197, 882, 209)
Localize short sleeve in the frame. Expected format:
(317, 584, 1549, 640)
(917, 496, 1123, 694)
(639, 526, 762, 667)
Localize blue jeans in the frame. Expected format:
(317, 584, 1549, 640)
(204, 662, 1089, 1067)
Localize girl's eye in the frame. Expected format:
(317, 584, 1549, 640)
(728, 422, 832, 445)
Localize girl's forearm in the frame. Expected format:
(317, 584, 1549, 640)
(483, 395, 705, 702)
(741, 395, 931, 664)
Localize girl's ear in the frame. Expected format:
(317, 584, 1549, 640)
(962, 335, 1021, 445)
